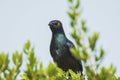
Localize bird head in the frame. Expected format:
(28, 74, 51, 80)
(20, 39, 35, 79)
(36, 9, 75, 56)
(48, 20, 64, 34)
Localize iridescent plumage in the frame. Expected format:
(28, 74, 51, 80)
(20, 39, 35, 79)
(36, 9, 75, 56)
(49, 20, 83, 74)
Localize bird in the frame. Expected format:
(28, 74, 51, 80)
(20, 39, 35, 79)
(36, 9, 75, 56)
(48, 20, 83, 74)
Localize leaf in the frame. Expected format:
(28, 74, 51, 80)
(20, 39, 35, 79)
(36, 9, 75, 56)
(81, 20, 87, 32)
(12, 51, 22, 67)
(89, 32, 99, 51)
(75, 0, 80, 9)
(0, 53, 9, 72)
(67, 12, 75, 20)
(100, 48, 105, 58)
(20, 74, 29, 80)
(69, 0, 73, 3)
(24, 40, 31, 51)
(47, 63, 58, 77)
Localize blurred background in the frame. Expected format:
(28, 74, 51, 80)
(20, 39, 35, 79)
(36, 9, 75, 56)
(0, 0, 120, 76)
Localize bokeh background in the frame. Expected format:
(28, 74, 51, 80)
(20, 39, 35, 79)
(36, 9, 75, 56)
(0, 0, 120, 76)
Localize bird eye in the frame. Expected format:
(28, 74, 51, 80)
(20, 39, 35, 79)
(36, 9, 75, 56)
(57, 22, 60, 27)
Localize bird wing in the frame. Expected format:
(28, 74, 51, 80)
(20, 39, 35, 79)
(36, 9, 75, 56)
(66, 39, 83, 73)
(66, 39, 75, 56)
(66, 39, 75, 48)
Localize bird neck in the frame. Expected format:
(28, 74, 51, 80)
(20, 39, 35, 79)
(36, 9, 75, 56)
(52, 27, 66, 36)
(52, 26, 65, 34)
(52, 31, 66, 39)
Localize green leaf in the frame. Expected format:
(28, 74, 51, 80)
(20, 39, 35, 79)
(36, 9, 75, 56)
(47, 63, 58, 77)
(67, 12, 75, 20)
(117, 77, 120, 80)
(12, 51, 22, 66)
(21, 74, 29, 80)
(81, 20, 87, 32)
(69, 0, 73, 3)
(24, 40, 31, 51)
(75, 0, 80, 9)
(70, 47, 83, 61)
(100, 48, 105, 58)
(89, 32, 99, 51)
(0, 53, 9, 72)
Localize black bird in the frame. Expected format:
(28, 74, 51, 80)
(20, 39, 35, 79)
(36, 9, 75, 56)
(48, 20, 83, 74)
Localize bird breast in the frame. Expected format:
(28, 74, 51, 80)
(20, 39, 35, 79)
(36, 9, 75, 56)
(55, 34, 66, 47)
(55, 34, 67, 55)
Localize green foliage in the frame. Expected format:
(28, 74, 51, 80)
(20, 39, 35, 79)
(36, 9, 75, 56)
(0, 0, 119, 80)
(88, 32, 99, 51)
(0, 52, 22, 80)
(21, 42, 85, 80)
(0, 53, 9, 73)
(67, 0, 119, 80)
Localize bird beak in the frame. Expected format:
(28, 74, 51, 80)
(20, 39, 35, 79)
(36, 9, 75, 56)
(48, 23, 50, 26)
(49, 22, 55, 27)
(48, 23, 52, 26)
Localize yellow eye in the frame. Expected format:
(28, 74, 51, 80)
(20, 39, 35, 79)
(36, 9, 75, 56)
(57, 22, 61, 27)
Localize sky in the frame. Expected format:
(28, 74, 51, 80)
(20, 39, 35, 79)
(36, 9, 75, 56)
(0, 0, 120, 76)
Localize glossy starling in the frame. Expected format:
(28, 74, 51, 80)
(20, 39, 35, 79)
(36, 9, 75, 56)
(48, 20, 83, 74)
